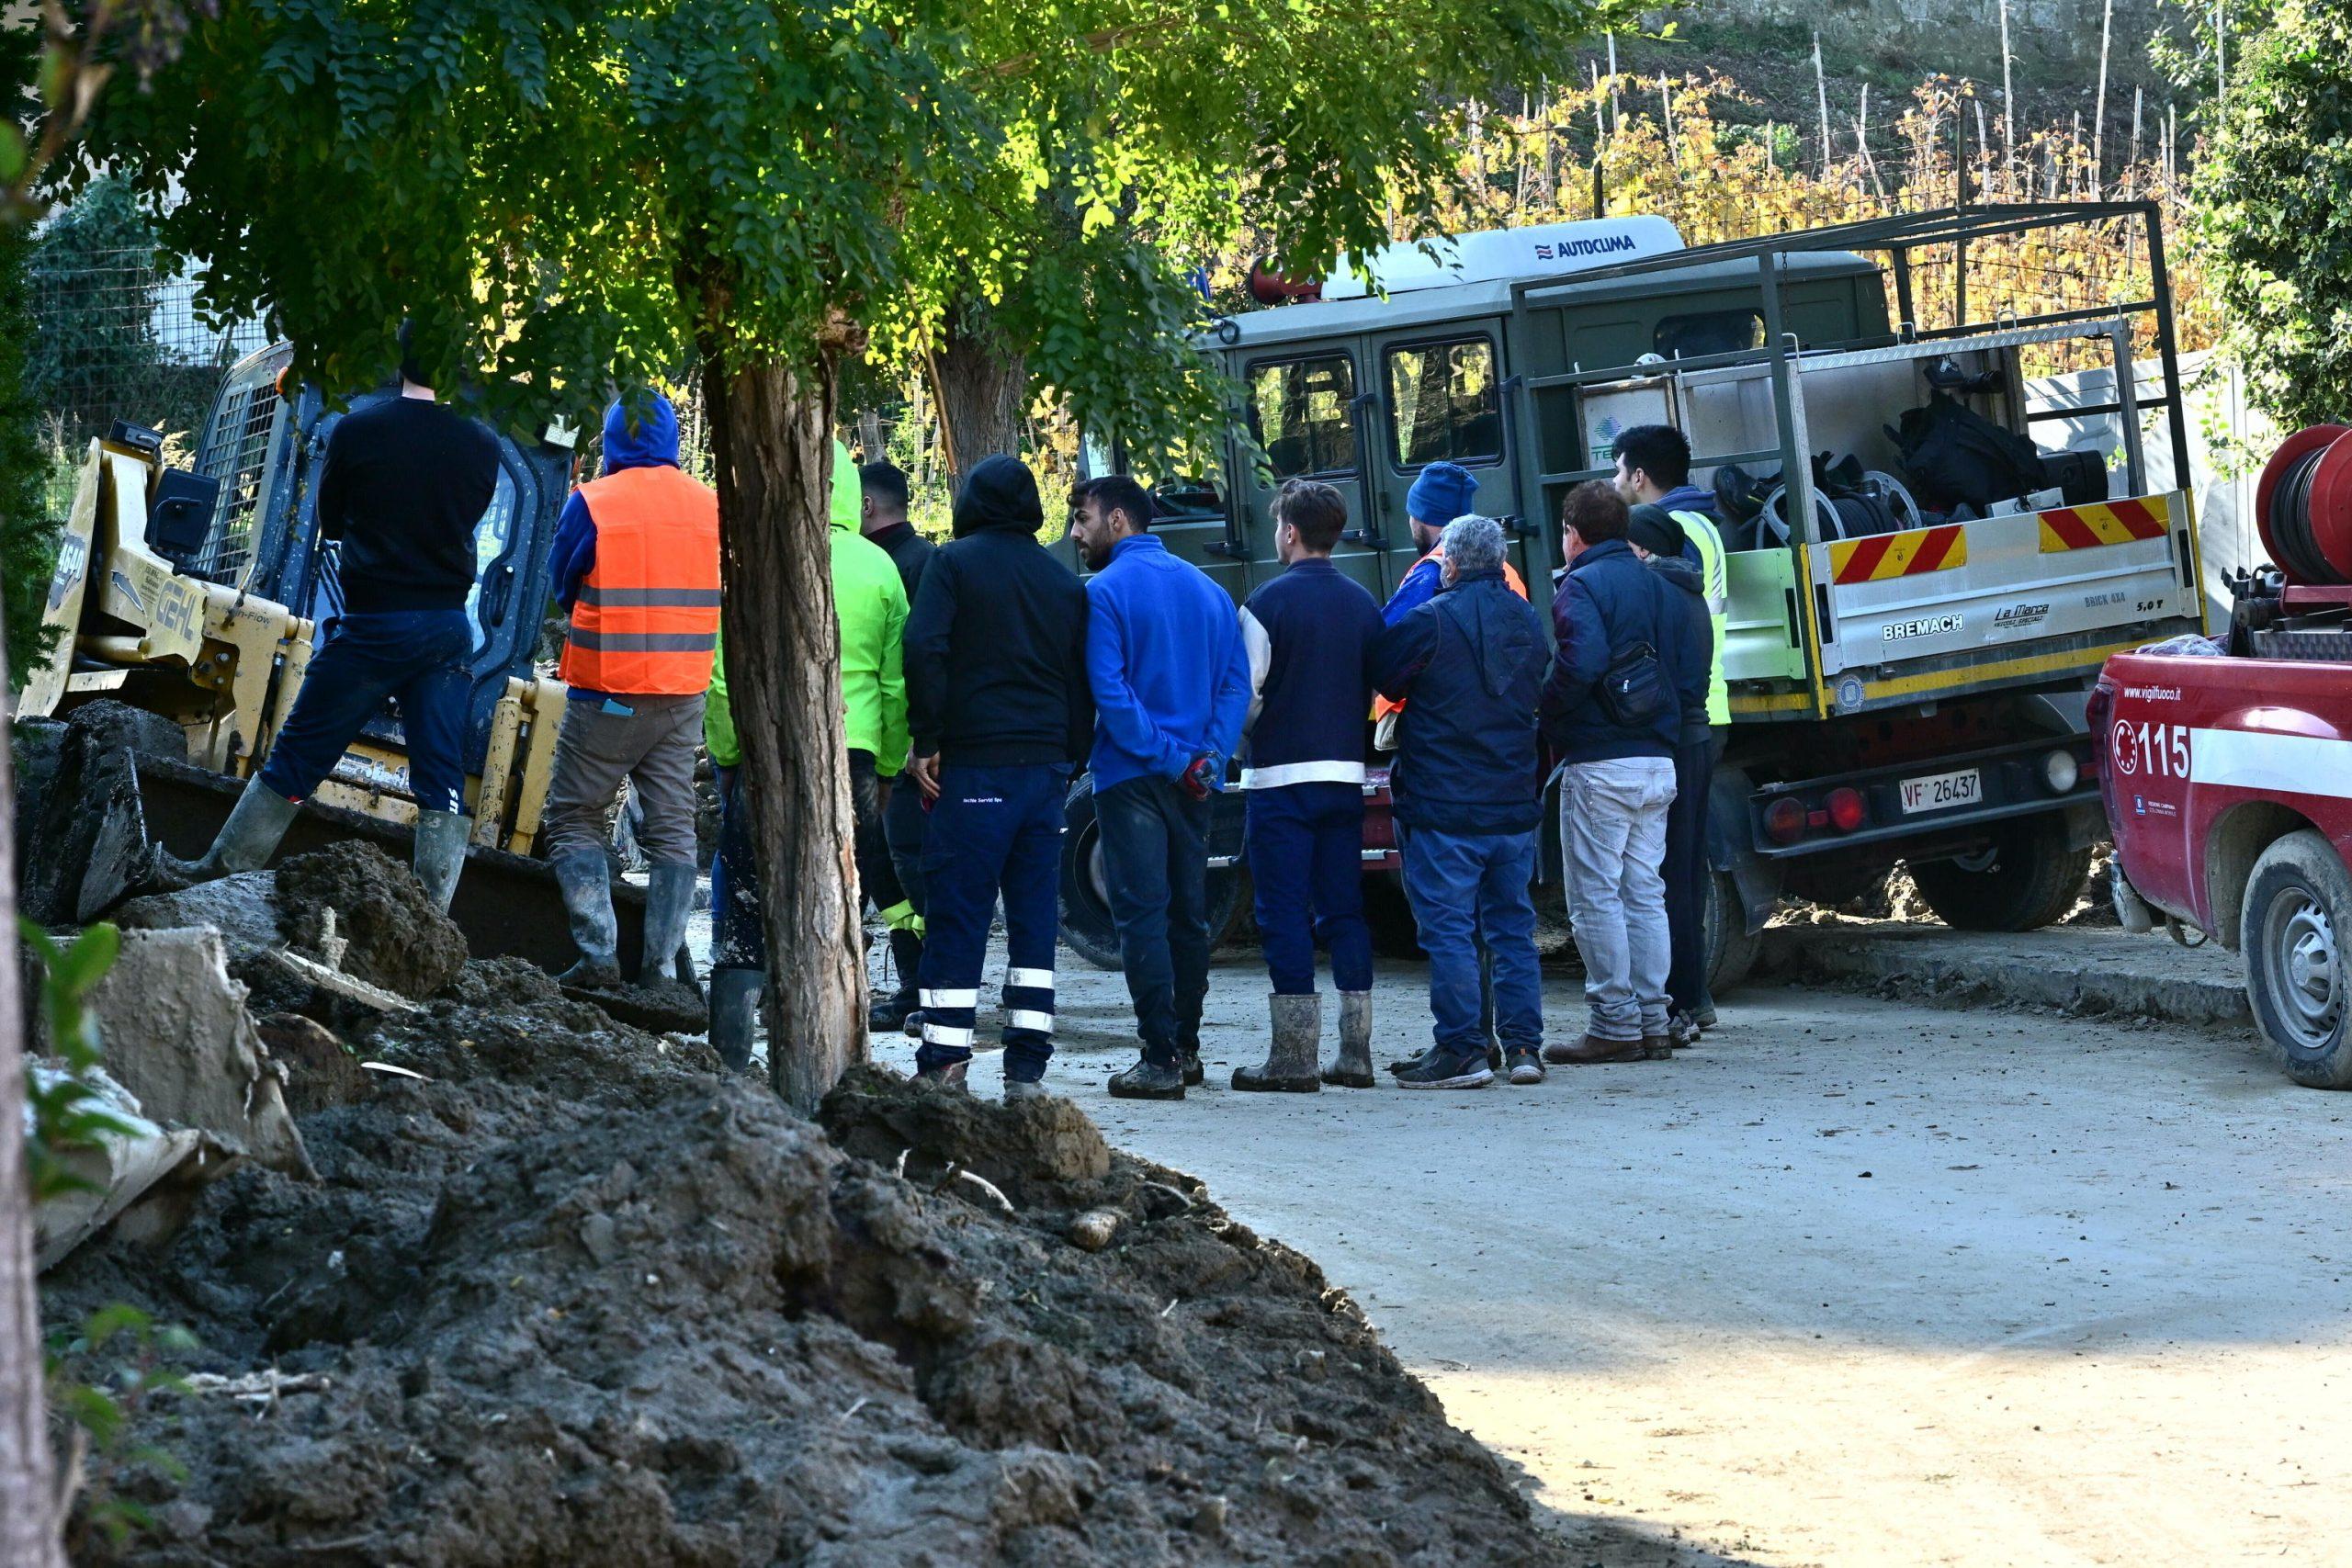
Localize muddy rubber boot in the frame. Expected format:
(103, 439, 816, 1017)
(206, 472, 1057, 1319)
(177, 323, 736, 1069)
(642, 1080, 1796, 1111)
(708, 965, 763, 1073)
(1002, 1077, 1048, 1105)
(641, 860, 699, 989)
(1108, 1056, 1186, 1100)
(153, 775, 300, 890)
(412, 808, 470, 915)
(1234, 993, 1323, 1093)
(1323, 990, 1375, 1088)
(551, 850, 622, 988)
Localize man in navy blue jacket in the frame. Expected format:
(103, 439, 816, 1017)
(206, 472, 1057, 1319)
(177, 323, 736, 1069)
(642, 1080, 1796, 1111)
(1070, 475, 1251, 1101)
(1541, 482, 1704, 1065)
(1231, 479, 1387, 1093)
(1372, 515, 1551, 1089)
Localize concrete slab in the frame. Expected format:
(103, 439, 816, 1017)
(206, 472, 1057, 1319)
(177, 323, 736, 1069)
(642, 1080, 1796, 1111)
(1761, 919, 2255, 1032)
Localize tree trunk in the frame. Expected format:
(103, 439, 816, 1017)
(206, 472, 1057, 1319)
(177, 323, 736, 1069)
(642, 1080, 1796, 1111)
(0, 610, 63, 1565)
(702, 353, 867, 1112)
(924, 304, 1027, 495)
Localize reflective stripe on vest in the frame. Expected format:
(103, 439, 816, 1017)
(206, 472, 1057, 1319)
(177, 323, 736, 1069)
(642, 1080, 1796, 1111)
(1670, 509, 1732, 728)
(560, 465, 722, 695)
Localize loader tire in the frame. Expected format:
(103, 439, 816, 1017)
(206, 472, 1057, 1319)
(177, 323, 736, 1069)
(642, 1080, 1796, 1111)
(1908, 815, 2090, 932)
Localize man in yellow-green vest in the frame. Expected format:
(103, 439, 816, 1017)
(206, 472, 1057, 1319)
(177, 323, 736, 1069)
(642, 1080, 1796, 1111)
(703, 439, 910, 1071)
(1614, 424, 1729, 1043)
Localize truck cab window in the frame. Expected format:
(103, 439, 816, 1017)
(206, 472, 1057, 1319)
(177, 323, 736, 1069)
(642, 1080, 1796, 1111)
(1655, 309, 1765, 359)
(1250, 355, 1358, 479)
(1387, 338, 1500, 468)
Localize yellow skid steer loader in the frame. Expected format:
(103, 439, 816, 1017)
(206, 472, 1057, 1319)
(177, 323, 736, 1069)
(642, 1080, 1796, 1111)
(17, 344, 666, 979)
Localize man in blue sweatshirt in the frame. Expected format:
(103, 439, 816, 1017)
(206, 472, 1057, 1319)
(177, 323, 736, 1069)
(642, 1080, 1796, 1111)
(1231, 479, 1386, 1093)
(1069, 474, 1251, 1101)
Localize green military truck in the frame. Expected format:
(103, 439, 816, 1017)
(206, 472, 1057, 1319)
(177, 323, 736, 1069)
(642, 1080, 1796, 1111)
(1058, 202, 2203, 989)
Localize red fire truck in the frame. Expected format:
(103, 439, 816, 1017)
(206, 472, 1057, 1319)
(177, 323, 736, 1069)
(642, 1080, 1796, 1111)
(2098, 424, 2352, 1088)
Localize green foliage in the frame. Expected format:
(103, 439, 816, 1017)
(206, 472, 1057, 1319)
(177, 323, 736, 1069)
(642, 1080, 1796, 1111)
(19, 919, 134, 1203)
(2188, 0, 2352, 427)
(47, 1303, 195, 1552)
(82, 0, 1634, 458)
(1, 21, 57, 686)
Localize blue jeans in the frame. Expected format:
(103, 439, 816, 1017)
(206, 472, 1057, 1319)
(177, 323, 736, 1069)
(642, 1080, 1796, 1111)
(259, 609, 471, 813)
(916, 762, 1070, 1082)
(1398, 823, 1542, 1059)
(1096, 776, 1211, 1067)
(1246, 781, 1372, 996)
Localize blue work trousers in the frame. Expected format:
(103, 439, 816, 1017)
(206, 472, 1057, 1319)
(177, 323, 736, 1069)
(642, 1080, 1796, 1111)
(1398, 823, 1543, 1059)
(1096, 776, 1212, 1067)
(1245, 781, 1373, 996)
(915, 762, 1069, 1083)
(259, 609, 471, 814)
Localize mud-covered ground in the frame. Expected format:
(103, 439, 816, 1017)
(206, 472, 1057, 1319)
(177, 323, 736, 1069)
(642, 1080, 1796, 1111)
(44, 944, 1575, 1565)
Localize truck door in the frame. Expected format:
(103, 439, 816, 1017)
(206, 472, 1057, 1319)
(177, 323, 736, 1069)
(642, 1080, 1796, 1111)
(1360, 322, 1528, 600)
(1238, 347, 1383, 601)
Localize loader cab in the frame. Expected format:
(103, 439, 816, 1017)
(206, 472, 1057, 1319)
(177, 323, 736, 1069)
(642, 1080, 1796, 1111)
(187, 344, 573, 776)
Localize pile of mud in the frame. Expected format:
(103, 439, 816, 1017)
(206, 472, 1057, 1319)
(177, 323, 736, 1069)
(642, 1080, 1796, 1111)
(45, 989, 1567, 1564)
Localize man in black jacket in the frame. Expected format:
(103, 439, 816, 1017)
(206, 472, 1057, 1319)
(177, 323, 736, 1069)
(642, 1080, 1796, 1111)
(902, 456, 1092, 1100)
(859, 459, 935, 1032)
(157, 322, 493, 912)
(1371, 515, 1551, 1089)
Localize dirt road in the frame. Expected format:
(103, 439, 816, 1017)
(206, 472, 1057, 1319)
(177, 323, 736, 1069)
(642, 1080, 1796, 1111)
(865, 943, 2352, 1566)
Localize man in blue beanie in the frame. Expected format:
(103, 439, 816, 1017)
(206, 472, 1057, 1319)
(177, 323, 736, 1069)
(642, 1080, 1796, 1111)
(1382, 461, 1519, 626)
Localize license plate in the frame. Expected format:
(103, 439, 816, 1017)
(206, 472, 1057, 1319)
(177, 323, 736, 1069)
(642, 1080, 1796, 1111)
(1900, 767, 1982, 814)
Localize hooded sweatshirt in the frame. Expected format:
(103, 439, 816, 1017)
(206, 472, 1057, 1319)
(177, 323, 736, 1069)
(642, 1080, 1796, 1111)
(550, 395, 685, 615)
(704, 443, 907, 773)
(903, 456, 1092, 767)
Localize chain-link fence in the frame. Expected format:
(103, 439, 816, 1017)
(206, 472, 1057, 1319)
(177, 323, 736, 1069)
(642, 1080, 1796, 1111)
(27, 179, 268, 517)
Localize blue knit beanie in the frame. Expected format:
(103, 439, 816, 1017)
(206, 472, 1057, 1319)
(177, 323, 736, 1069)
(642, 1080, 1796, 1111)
(1406, 461, 1478, 526)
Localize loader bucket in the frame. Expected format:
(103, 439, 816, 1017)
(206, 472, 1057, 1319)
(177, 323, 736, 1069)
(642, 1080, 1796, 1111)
(67, 751, 657, 981)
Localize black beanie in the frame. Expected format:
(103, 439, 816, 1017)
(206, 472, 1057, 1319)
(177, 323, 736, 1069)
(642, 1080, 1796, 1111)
(1626, 503, 1688, 558)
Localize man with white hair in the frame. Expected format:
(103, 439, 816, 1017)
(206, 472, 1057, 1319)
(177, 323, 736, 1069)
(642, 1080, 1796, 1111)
(1369, 513, 1551, 1089)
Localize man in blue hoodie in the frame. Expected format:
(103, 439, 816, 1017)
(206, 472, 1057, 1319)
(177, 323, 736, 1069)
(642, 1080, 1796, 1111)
(1540, 482, 1703, 1065)
(1069, 474, 1251, 1101)
(541, 391, 720, 1006)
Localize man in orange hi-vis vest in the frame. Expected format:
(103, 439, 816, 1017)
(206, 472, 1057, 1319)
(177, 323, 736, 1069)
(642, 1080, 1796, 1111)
(542, 390, 721, 1000)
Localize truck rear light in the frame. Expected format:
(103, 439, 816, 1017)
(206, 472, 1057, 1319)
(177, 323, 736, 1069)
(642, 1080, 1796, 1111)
(2041, 749, 2080, 794)
(1826, 787, 1867, 832)
(1765, 795, 1806, 843)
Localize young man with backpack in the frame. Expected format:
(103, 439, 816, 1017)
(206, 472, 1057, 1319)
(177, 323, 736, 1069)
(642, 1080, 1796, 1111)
(1541, 483, 1704, 1065)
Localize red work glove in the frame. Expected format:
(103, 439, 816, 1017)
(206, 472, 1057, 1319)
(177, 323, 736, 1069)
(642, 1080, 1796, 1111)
(1179, 752, 1217, 801)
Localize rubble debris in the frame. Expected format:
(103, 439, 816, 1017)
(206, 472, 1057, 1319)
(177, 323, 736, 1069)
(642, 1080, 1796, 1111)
(28, 1065, 235, 1271)
(113, 872, 283, 959)
(16, 701, 187, 925)
(558, 976, 709, 1034)
(252, 1014, 371, 1117)
(79, 928, 314, 1181)
(45, 1004, 1569, 1565)
(273, 840, 469, 1000)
